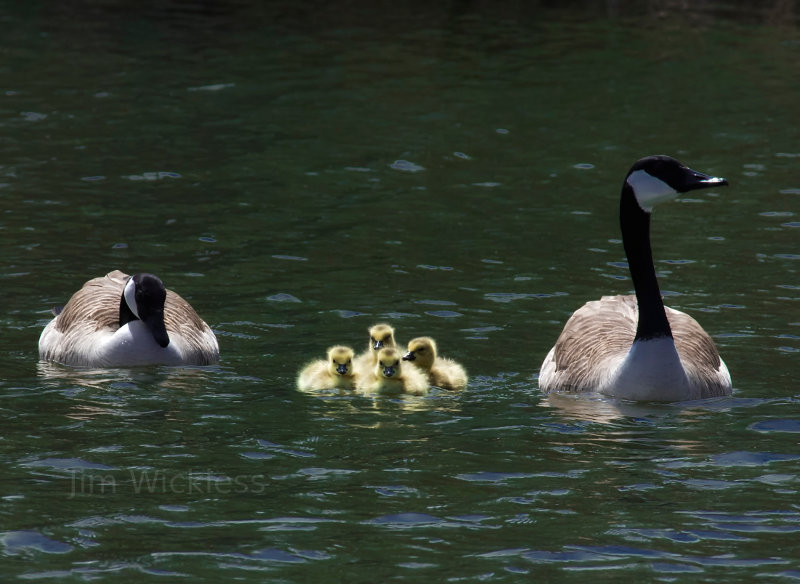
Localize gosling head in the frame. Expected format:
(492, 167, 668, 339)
(376, 348, 403, 379)
(402, 336, 437, 371)
(367, 323, 396, 352)
(327, 345, 355, 377)
(625, 155, 728, 213)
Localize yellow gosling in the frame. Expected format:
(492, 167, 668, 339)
(297, 345, 356, 391)
(403, 336, 468, 390)
(356, 347, 429, 396)
(353, 323, 397, 377)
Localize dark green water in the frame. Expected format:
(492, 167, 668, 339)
(2, 1, 799, 581)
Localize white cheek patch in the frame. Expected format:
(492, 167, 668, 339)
(627, 169, 678, 212)
(123, 277, 140, 319)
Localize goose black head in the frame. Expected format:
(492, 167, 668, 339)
(626, 155, 728, 213)
(121, 273, 170, 348)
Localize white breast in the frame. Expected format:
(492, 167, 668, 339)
(604, 337, 691, 401)
(40, 320, 188, 368)
(92, 321, 186, 367)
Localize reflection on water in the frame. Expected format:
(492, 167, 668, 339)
(299, 387, 466, 419)
(36, 362, 222, 421)
(36, 362, 219, 392)
(540, 391, 662, 423)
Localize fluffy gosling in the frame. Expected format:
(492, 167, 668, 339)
(297, 345, 356, 391)
(356, 347, 429, 396)
(353, 323, 397, 377)
(403, 336, 468, 390)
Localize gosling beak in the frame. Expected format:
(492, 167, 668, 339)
(373, 340, 384, 350)
(402, 351, 415, 361)
(382, 366, 396, 378)
(336, 364, 348, 375)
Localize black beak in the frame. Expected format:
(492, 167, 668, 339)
(402, 351, 415, 361)
(373, 340, 384, 350)
(382, 366, 396, 378)
(143, 308, 170, 348)
(336, 364, 348, 375)
(682, 169, 728, 192)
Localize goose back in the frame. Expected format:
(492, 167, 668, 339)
(39, 270, 218, 366)
(540, 294, 729, 398)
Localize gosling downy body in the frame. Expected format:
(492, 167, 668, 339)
(38, 270, 219, 367)
(297, 345, 356, 391)
(356, 347, 429, 396)
(403, 336, 468, 390)
(539, 156, 732, 401)
(353, 323, 397, 376)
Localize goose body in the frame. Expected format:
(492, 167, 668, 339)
(38, 270, 219, 367)
(297, 345, 356, 391)
(356, 347, 429, 396)
(403, 336, 468, 390)
(539, 156, 732, 401)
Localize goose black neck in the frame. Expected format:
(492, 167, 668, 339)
(620, 183, 673, 341)
(119, 293, 138, 326)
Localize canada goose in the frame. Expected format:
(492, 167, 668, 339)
(403, 336, 468, 390)
(297, 345, 356, 391)
(356, 347, 429, 395)
(38, 270, 219, 367)
(353, 323, 397, 376)
(538, 156, 732, 401)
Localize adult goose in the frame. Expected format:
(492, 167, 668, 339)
(538, 155, 732, 401)
(39, 270, 219, 367)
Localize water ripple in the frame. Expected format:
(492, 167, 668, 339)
(20, 457, 116, 471)
(455, 471, 537, 484)
(711, 451, 800, 466)
(749, 419, 800, 433)
(365, 513, 488, 530)
(1, 530, 73, 555)
(390, 160, 425, 173)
